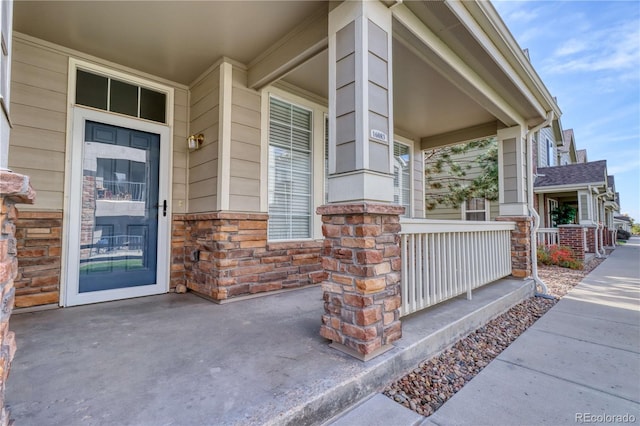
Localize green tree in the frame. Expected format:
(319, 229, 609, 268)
(550, 204, 577, 225)
(424, 138, 498, 210)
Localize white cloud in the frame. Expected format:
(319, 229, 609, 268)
(553, 39, 587, 57)
(544, 20, 640, 75)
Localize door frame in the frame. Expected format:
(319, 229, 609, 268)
(63, 106, 172, 306)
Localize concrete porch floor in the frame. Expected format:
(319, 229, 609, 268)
(6, 278, 532, 426)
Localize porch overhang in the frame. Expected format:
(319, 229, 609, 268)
(13, 0, 562, 148)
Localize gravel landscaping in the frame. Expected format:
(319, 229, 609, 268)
(383, 257, 606, 417)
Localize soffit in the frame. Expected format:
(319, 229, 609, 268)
(13, 1, 324, 85)
(403, 1, 543, 123)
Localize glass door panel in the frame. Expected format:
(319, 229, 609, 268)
(78, 121, 160, 293)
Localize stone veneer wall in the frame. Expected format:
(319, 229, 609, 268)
(558, 225, 585, 262)
(317, 203, 404, 360)
(496, 216, 532, 278)
(0, 170, 36, 425)
(172, 212, 325, 301)
(14, 212, 62, 307)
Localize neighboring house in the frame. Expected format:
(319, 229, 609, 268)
(534, 160, 618, 259)
(576, 148, 588, 163)
(558, 129, 578, 166)
(534, 117, 564, 168)
(614, 214, 632, 233)
(4, 0, 562, 363)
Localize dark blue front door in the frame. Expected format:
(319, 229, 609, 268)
(79, 121, 160, 293)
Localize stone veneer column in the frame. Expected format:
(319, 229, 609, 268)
(0, 170, 35, 425)
(317, 203, 404, 361)
(496, 216, 532, 278)
(558, 225, 586, 262)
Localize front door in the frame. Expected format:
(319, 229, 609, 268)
(66, 108, 170, 306)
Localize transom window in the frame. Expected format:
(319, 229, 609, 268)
(463, 198, 489, 221)
(268, 97, 313, 240)
(75, 69, 167, 123)
(393, 141, 411, 216)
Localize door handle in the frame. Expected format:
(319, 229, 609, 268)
(155, 200, 167, 217)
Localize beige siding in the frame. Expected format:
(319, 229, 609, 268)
(413, 148, 425, 218)
(8, 38, 68, 210)
(425, 143, 496, 221)
(173, 88, 189, 213)
(9, 36, 189, 215)
(229, 68, 261, 212)
(188, 66, 220, 213)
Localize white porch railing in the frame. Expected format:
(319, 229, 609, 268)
(536, 228, 559, 247)
(399, 219, 515, 317)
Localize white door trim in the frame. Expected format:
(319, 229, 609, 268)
(64, 106, 171, 307)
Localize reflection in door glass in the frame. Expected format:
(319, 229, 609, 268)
(79, 121, 159, 293)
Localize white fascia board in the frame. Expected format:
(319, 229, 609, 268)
(533, 182, 604, 194)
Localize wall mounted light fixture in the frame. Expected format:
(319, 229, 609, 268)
(188, 133, 204, 151)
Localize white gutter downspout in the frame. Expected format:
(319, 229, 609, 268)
(526, 111, 554, 295)
(595, 190, 610, 257)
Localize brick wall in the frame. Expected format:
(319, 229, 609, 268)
(14, 212, 62, 308)
(558, 225, 585, 262)
(585, 227, 596, 253)
(172, 212, 325, 301)
(1, 170, 36, 425)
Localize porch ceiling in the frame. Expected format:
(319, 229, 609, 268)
(13, 1, 325, 85)
(282, 37, 496, 141)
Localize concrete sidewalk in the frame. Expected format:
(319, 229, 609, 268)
(334, 237, 640, 426)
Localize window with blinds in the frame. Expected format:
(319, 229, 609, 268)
(579, 193, 589, 221)
(393, 141, 411, 216)
(268, 97, 313, 240)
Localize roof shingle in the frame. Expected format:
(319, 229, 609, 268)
(535, 160, 607, 188)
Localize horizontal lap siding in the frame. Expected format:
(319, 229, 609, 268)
(229, 68, 261, 212)
(9, 37, 189, 214)
(173, 88, 189, 213)
(188, 66, 220, 213)
(9, 39, 68, 211)
(425, 144, 492, 220)
(413, 148, 425, 218)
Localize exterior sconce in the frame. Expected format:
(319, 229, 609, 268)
(188, 134, 204, 151)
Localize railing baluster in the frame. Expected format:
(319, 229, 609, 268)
(398, 219, 517, 317)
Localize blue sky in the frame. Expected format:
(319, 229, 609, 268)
(494, 0, 640, 222)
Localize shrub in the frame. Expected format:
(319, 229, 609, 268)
(617, 229, 631, 241)
(537, 244, 582, 270)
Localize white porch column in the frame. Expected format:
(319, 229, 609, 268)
(497, 126, 528, 216)
(327, 0, 394, 203)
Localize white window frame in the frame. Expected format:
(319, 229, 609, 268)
(393, 136, 414, 217)
(546, 138, 554, 167)
(62, 59, 175, 306)
(547, 198, 558, 227)
(461, 197, 490, 221)
(0, 0, 12, 119)
(260, 87, 326, 241)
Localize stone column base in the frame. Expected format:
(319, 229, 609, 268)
(317, 202, 404, 361)
(496, 216, 532, 278)
(1, 170, 36, 425)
